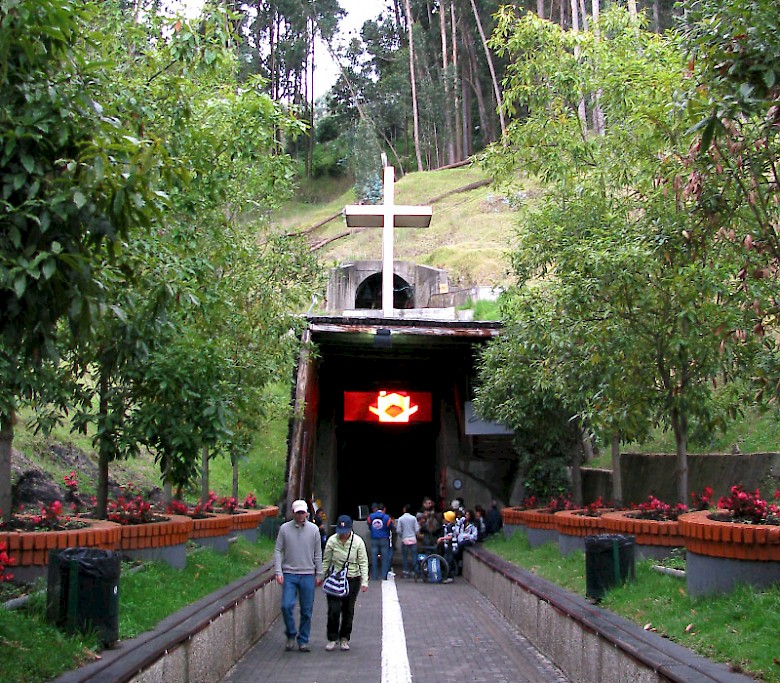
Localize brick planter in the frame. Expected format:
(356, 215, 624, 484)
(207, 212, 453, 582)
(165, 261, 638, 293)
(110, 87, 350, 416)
(229, 509, 267, 543)
(191, 513, 234, 553)
(119, 514, 194, 570)
(517, 509, 560, 548)
(501, 506, 526, 539)
(678, 510, 780, 596)
(554, 509, 610, 555)
(600, 510, 684, 561)
(0, 518, 122, 582)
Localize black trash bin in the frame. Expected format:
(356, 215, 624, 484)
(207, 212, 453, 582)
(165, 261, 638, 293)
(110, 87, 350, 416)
(585, 534, 635, 601)
(47, 547, 121, 646)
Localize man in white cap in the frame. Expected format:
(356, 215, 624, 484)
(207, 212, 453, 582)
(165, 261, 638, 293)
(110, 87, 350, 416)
(274, 499, 323, 652)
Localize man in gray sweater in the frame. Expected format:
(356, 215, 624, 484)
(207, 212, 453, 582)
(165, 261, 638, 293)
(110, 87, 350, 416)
(274, 499, 323, 652)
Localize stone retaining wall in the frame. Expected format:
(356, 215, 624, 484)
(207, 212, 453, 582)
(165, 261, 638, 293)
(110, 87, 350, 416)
(51, 548, 756, 683)
(50, 564, 280, 683)
(464, 546, 754, 683)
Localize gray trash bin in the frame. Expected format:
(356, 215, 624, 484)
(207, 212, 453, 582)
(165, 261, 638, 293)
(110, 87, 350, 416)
(47, 547, 121, 646)
(585, 534, 635, 601)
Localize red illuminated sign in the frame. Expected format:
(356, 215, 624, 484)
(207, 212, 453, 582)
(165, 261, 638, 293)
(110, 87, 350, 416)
(344, 391, 432, 423)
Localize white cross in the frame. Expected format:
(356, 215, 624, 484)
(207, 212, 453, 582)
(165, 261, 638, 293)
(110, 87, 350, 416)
(344, 166, 432, 317)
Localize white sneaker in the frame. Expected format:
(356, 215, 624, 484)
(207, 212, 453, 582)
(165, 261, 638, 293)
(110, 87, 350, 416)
(340, 638, 350, 651)
(325, 641, 336, 651)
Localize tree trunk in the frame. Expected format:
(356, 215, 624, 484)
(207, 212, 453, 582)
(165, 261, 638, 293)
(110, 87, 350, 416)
(580, 426, 595, 462)
(570, 0, 588, 134)
(404, 0, 424, 171)
(440, 0, 456, 165)
(464, 39, 493, 143)
(0, 410, 14, 524)
(468, 0, 506, 138)
(163, 462, 172, 507)
(653, 0, 660, 32)
(610, 432, 623, 507)
(537, 0, 545, 18)
(95, 373, 111, 519)
(232, 452, 239, 501)
(307, 22, 315, 177)
(671, 408, 689, 505)
(571, 439, 583, 507)
(578, 0, 589, 31)
(628, 0, 638, 21)
(201, 444, 210, 506)
(451, 0, 463, 160)
(461, 66, 472, 155)
(591, 0, 605, 135)
(393, 0, 405, 44)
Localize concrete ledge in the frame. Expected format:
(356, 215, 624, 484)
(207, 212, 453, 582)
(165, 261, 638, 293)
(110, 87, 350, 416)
(464, 547, 754, 683)
(50, 562, 280, 683)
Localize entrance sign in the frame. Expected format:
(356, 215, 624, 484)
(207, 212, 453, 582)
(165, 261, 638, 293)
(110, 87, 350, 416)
(344, 165, 432, 317)
(343, 390, 432, 423)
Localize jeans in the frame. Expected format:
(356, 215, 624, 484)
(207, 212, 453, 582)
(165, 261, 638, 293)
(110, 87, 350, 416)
(370, 537, 392, 580)
(280, 573, 315, 644)
(401, 541, 418, 576)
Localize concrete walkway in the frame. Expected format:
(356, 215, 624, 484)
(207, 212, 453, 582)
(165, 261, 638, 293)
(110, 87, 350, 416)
(222, 573, 571, 683)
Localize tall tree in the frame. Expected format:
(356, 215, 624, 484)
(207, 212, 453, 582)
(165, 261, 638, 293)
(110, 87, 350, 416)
(404, 0, 424, 170)
(484, 7, 761, 503)
(0, 0, 167, 522)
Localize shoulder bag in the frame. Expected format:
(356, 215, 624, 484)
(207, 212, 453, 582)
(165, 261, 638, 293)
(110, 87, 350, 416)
(322, 533, 354, 598)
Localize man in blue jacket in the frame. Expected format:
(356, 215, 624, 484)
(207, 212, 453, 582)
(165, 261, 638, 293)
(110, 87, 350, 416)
(368, 502, 394, 580)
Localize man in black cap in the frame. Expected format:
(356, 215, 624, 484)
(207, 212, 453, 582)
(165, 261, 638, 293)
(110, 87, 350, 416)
(322, 514, 369, 651)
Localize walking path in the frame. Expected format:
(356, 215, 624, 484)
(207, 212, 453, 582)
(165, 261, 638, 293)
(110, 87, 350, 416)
(222, 573, 571, 683)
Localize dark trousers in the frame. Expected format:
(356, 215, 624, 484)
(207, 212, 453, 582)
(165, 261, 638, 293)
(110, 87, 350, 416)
(326, 576, 361, 641)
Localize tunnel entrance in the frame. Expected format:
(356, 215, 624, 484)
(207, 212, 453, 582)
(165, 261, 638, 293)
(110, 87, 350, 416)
(287, 316, 513, 525)
(354, 273, 414, 310)
(336, 422, 437, 520)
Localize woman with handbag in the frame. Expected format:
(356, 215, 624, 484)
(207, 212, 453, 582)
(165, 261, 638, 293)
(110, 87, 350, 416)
(322, 515, 369, 651)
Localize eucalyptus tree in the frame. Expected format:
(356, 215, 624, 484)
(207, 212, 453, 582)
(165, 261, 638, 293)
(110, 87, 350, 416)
(482, 7, 761, 503)
(0, 0, 170, 522)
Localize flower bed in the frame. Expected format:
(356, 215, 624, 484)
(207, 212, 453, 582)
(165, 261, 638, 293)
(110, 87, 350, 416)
(554, 509, 611, 555)
(600, 510, 684, 560)
(678, 485, 780, 596)
(118, 514, 194, 570)
(230, 505, 279, 543)
(190, 513, 234, 552)
(0, 518, 122, 582)
(517, 509, 560, 548)
(500, 506, 527, 539)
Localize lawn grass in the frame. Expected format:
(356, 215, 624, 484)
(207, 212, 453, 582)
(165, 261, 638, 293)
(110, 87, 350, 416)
(0, 537, 274, 683)
(484, 532, 780, 682)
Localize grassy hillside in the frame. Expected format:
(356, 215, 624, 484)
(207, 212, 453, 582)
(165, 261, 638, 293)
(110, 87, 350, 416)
(10, 383, 290, 507)
(275, 165, 531, 291)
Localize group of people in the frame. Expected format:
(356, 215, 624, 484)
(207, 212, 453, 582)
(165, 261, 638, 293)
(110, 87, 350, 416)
(405, 496, 503, 581)
(369, 497, 504, 582)
(273, 496, 503, 652)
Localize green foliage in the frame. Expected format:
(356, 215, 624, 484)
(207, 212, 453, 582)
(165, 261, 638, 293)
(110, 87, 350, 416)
(486, 533, 780, 681)
(0, 539, 274, 683)
(457, 298, 502, 320)
(311, 137, 349, 178)
(480, 6, 767, 503)
(350, 122, 383, 203)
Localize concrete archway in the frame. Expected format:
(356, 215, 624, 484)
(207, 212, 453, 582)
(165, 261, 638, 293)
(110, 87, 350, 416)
(354, 273, 414, 309)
